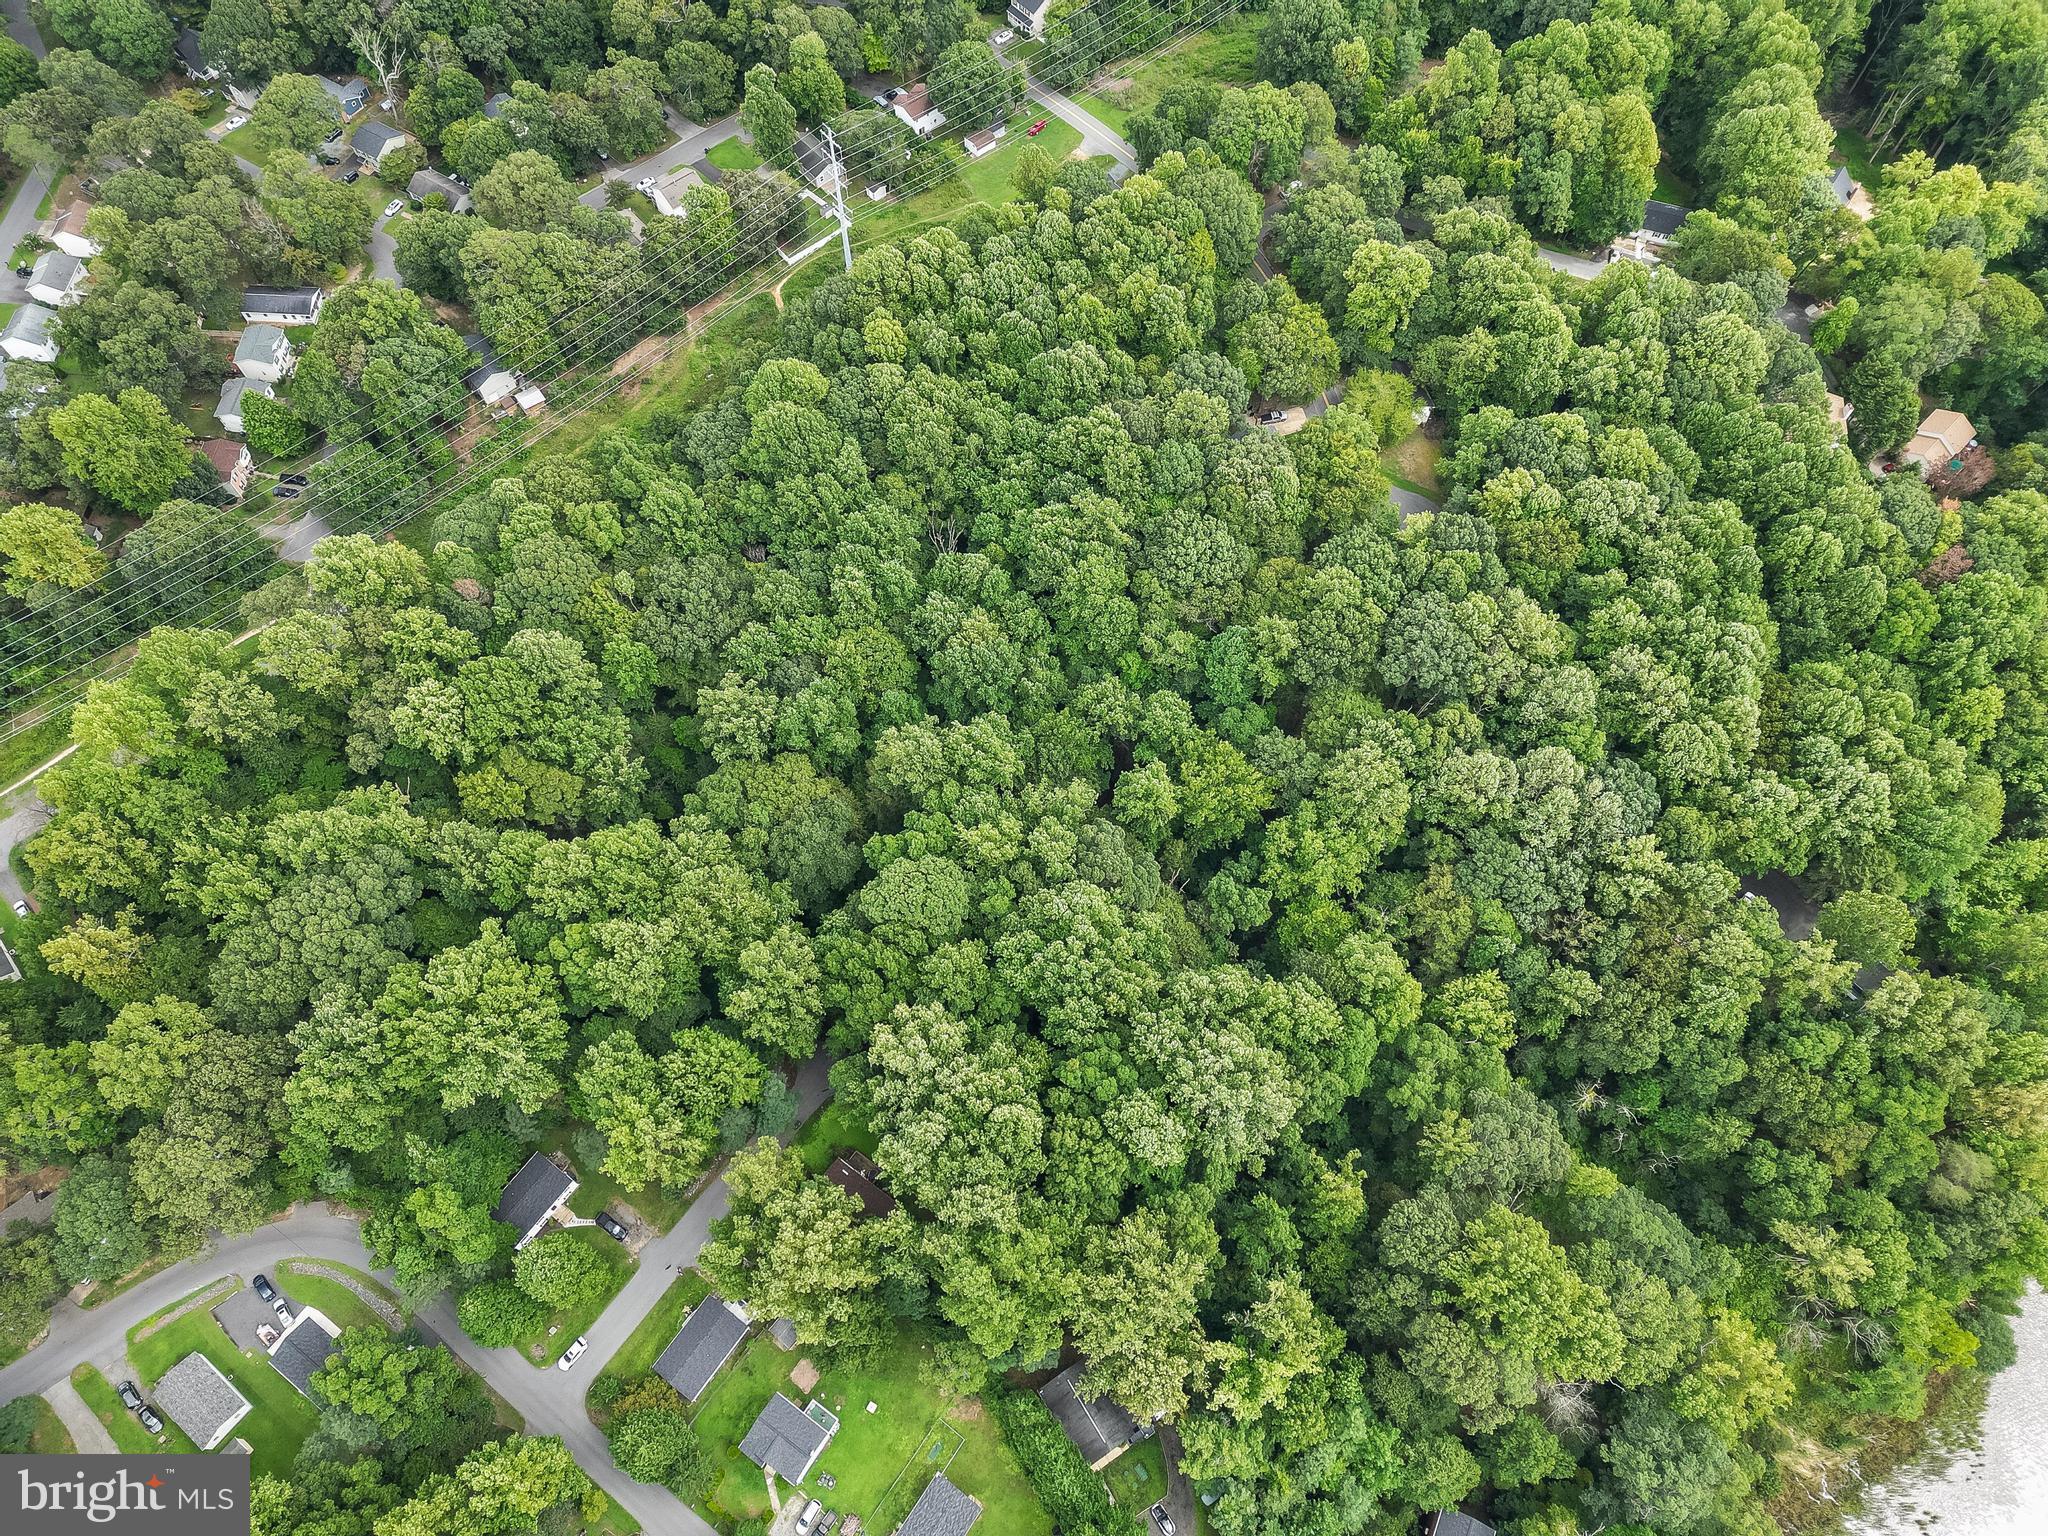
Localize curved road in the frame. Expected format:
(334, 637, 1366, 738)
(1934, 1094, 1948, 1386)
(0, 1053, 832, 1536)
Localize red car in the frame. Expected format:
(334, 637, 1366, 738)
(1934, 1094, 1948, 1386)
(1027, 119, 1048, 136)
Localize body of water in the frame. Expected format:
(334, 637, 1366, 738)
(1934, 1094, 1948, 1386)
(1843, 1286, 2048, 1535)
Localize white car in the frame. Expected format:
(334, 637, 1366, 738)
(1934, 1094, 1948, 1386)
(556, 1336, 589, 1371)
(992, 28, 1015, 44)
(10, 899, 27, 917)
(794, 1501, 825, 1536)
(382, 198, 404, 218)
(222, 114, 246, 131)
(634, 176, 656, 194)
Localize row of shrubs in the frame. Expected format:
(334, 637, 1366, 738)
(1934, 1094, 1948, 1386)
(990, 1386, 1146, 1536)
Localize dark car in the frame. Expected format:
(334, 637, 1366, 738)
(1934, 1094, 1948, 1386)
(12, 264, 29, 278)
(274, 485, 302, 498)
(137, 1404, 163, 1435)
(117, 1380, 143, 1411)
(594, 1210, 629, 1242)
(252, 1274, 278, 1303)
(281, 472, 310, 486)
(341, 168, 361, 183)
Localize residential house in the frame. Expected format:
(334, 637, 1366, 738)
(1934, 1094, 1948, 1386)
(1, 304, 60, 364)
(1421, 1515, 1496, 1536)
(234, 324, 295, 383)
(792, 131, 843, 194)
(408, 167, 472, 212)
(825, 1150, 896, 1217)
(1831, 165, 1876, 220)
(492, 1152, 577, 1249)
(1007, 0, 1053, 37)
(352, 121, 409, 170)
(215, 377, 274, 436)
(483, 92, 512, 119)
(963, 126, 1004, 159)
(319, 75, 371, 121)
(461, 334, 519, 406)
(514, 383, 547, 413)
(174, 28, 218, 82)
(897, 1473, 983, 1536)
(199, 438, 254, 496)
(1902, 408, 1977, 475)
(647, 164, 702, 217)
(1610, 199, 1689, 265)
(241, 286, 326, 326)
(738, 1393, 838, 1484)
(892, 83, 946, 136)
(27, 250, 85, 307)
(268, 1308, 341, 1399)
(1825, 391, 1853, 436)
(41, 200, 99, 259)
(652, 1295, 750, 1402)
(227, 80, 263, 111)
(1039, 1362, 1146, 1470)
(152, 1354, 250, 1450)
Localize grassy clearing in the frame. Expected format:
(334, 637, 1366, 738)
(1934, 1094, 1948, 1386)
(218, 123, 272, 165)
(1833, 122, 1889, 188)
(72, 1363, 194, 1455)
(27, 1394, 75, 1452)
(691, 1326, 1050, 1536)
(548, 1128, 693, 1234)
(590, 1270, 711, 1412)
(128, 1304, 317, 1477)
(1382, 431, 1444, 498)
(271, 1264, 398, 1331)
(1653, 158, 1695, 206)
(1076, 15, 1264, 135)
(1104, 1436, 1167, 1517)
(792, 1098, 879, 1175)
(708, 138, 761, 174)
(512, 1228, 635, 1367)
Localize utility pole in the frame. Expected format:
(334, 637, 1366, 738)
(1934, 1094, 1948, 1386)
(824, 124, 853, 272)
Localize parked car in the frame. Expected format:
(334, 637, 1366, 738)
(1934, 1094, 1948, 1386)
(10, 898, 27, 917)
(557, 1336, 588, 1371)
(795, 1500, 825, 1536)
(1256, 409, 1287, 426)
(252, 1274, 278, 1303)
(383, 197, 404, 218)
(12, 265, 29, 278)
(873, 87, 902, 107)
(137, 1404, 164, 1435)
(1027, 119, 1049, 136)
(341, 168, 361, 183)
(116, 1380, 143, 1412)
(634, 176, 656, 194)
(991, 28, 1015, 44)
(281, 472, 310, 486)
(1150, 1505, 1176, 1536)
(594, 1210, 629, 1242)
(222, 114, 246, 131)
(274, 485, 302, 499)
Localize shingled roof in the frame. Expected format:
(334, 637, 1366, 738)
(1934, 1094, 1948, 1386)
(738, 1393, 834, 1482)
(897, 1473, 983, 1536)
(653, 1295, 749, 1402)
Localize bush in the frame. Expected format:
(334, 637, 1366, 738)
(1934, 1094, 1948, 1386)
(513, 1231, 614, 1310)
(458, 1278, 549, 1345)
(0, 1395, 40, 1453)
(991, 1388, 1143, 1536)
(606, 1404, 710, 1498)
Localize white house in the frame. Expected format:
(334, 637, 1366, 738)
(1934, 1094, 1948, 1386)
(892, 83, 946, 137)
(1006, 0, 1053, 37)
(492, 1154, 577, 1250)
(241, 287, 326, 326)
(174, 29, 218, 82)
(41, 201, 99, 259)
(647, 165, 702, 218)
(233, 324, 295, 383)
(514, 383, 547, 414)
(199, 437, 254, 496)
(461, 334, 518, 406)
(216, 376, 274, 436)
(408, 167, 472, 212)
(26, 251, 85, 307)
(352, 120, 409, 169)
(963, 125, 1005, 159)
(1, 304, 60, 364)
(1610, 199, 1689, 265)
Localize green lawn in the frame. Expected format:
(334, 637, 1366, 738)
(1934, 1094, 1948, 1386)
(1383, 430, 1444, 499)
(273, 1262, 400, 1330)
(219, 122, 272, 165)
(1653, 158, 1696, 206)
(1834, 122, 1889, 189)
(792, 1098, 879, 1175)
(590, 1270, 711, 1413)
(128, 1298, 320, 1476)
(513, 1228, 636, 1367)
(1105, 1437, 1167, 1518)
(708, 138, 761, 174)
(27, 1393, 76, 1453)
(72, 1364, 195, 1455)
(547, 1128, 693, 1233)
(690, 1326, 1051, 1536)
(1077, 15, 1263, 135)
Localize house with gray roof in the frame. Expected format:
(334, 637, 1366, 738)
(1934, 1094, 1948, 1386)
(234, 324, 295, 383)
(897, 1473, 982, 1536)
(493, 1152, 577, 1249)
(1, 304, 59, 364)
(409, 167, 472, 212)
(216, 376, 274, 436)
(484, 92, 512, 118)
(653, 1295, 749, 1402)
(242, 286, 326, 326)
(1039, 1362, 1146, 1470)
(269, 1308, 340, 1398)
(1422, 1515, 1496, 1536)
(153, 1353, 250, 1450)
(175, 28, 217, 81)
(352, 120, 409, 169)
(319, 75, 371, 120)
(738, 1393, 837, 1483)
(27, 250, 84, 307)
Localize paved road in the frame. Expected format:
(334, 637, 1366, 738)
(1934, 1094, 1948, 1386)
(368, 206, 400, 283)
(3, 0, 41, 55)
(1537, 246, 1607, 280)
(1392, 486, 1439, 523)
(993, 39, 1136, 171)
(578, 113, 744, 211)
(257, 503, 335, 563)
(0, 786, 51, 910)
(0, 0, 48, 301)
(0, 1053, 833, 1533)
(44, 1376, 117, 1453)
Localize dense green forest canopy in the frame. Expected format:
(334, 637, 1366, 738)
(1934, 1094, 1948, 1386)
(1, 2, 2048, 1536)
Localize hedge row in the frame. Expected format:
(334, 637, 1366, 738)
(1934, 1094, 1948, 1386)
(991, 1386, 1146, 1536)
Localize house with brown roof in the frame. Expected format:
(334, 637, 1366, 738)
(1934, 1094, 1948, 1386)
(893, 83, 945, 136)
(1902, 409, 1976, 475)
(826, 1150, 897, 1217)
(41, 200, 99, 259)
(199, 438, 253, 496)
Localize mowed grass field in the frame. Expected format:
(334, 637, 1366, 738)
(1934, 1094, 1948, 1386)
(128, 1304, 318, 1477)
(690, 1325, 1049, 1536)
(1077, 15, 1264, 135)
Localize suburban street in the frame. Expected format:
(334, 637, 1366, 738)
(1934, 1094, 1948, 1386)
(992, 37, 1137, 171)
(578, 112, 745, 210)
(1536, 245, 1608, 280)
(0, 1053, 833, 1536)
(0, 0, 48, 304)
